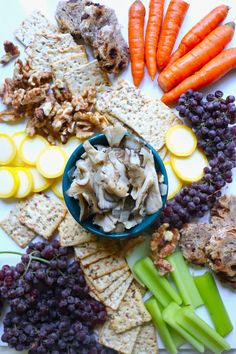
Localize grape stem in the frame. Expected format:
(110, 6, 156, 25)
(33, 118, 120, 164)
(0, 251, 50, 264)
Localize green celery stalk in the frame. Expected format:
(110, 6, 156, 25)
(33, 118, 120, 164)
(162, 302, 205, 353)
(145, 297, 178, 354)
(133, 257, 182, 307)
(167, 251, 203, 308)
(194, 272, 233, 337)
(177, 306, 231, 353)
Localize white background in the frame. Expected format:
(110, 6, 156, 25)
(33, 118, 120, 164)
(0, 0, 236, 353)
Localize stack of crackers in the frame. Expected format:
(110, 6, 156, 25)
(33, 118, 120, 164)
(59, 212, 158, 354)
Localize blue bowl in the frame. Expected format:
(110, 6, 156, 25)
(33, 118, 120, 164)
(62, 133, 168, 239)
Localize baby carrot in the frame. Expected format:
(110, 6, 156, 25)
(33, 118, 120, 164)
(145, 0, 165, 80)
(168, 4, 229, 66)
(158, 22, 235, 92)
(161, 47, 236, 104)
(156, 0, 189, 72)
(129, 0, 146, 87)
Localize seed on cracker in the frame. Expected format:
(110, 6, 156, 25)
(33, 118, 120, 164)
(132, 322, 158, 354)
(103, 274, 133, 311)
(51, 53, 88, 82)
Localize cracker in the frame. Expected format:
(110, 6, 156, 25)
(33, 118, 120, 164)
(83, 267, 129, 292)
(110, 283, 151, 333)
(47, 45, 86, 62)
(59, 212, 97, 246)
(14, 10, 57, 47)
(105, 274, 133, 311)
(64, 60, 110, 95)
(80, 248, 119, 267)
(19, 194, 67, 239)
(132, 322, 158, 354)
(85, 254, 127, 279)
(0, 204, 36, 248)
(74, 240, 114, 259)
(51, 53, 88, 81)
(96, 79, 181, 150)
(99, 320, 140, 354)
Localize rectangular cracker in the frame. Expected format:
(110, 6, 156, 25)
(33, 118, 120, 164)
(96, 79, 181, 151)
(110, 283, 151, 333)
(14, 10, 57, 46)
(51, 53, 88, 81)
(85, 254, 127, 279)
(64, 60, 110, 95)
(19, 194, 67, 239)
(74, 240, 115, 259)
(99, 321, 140, 354)
(47, 45, 86, 62)
(132, 322, 158, 354)
(105, 274, 133, 311)
(59, 212, 97, 246)
(83, 267, 129, 292)
(0, 204, 36, 248)
(80, 248, 120, 267)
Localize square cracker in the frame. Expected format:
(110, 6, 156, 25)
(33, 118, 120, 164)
(132, 322, 158, 354)
(14, 10, 57, 47)
(59, 212, 97, 246)
(19, 194, 67, 239)
(74, 240, 117, 259)
(110, 282, 151, 333)
(85, 254, 127, 279)
(47, 45, 86, 63)
(0, 204, 36, 248)
(96, 79, 181, 151)
(84, 267, 129, 292)
(99, 320, 140, 354)
(51, 53, 88, 81)
(64, 60, 110, 95)
(80, 248, 119, 267)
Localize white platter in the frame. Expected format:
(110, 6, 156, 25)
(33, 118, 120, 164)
(0, 0, 236, 353)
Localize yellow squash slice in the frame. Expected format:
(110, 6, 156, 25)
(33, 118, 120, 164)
(0, 167, 19, 198)
(166, 125, 197, 157)
(19, 135, 49, 166)
(14, 168, 33, 198)
(28, 167, 52, 193)
(52, 177, 63, 199)
(61, 137, 82, 159)
(36, 147, 67, 179)
(11, 131, 28, 166)
(164, 161, 183, 200)
(0, 134, 17, 165)
(171, 148, 208, 183)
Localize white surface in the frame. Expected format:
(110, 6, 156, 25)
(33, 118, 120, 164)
(0, 0, 236, 353)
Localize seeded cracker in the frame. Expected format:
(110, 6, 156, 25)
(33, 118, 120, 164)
(104, 274, 133, 311)
(47, 45, 87, 63)
(80, 248, 121, 267)
(19, 194, 67, 239)
(0, 204, 36, 248)
(51, 53, 88, 81)
(74, 240, 116, 259)
(99, 321, 140, 354)
(14, 10, 57, 47)
(86, 254, 127, 279)
(110, 282, 151, 333)
(132, 322, 158, 354)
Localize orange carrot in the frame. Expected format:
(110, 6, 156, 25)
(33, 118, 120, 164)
(158, 22, 235, 92)
(168, 4, 229, 66)
(129, 0, 146, 87)
(161, 48, 236, 105)
(145, 0, 165, 80)
(156, 0, 189, 72)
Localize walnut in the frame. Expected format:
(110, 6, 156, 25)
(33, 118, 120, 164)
(13, 59, 31, 82)
(21, 84, 50, 105)
(0, 109, 22, 122)
(28, 71, 52, 87)
(52, 80, 72, 103)
(11, 88, 26, 108)
(0, 78, 17, 105)
(155, 259, 172, 276)
(0, 41, 20, 65)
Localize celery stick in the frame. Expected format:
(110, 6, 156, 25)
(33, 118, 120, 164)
(194, 272, 233, 337)
(162, 303, 205, 353)
(145, 297, 178, 354)
(167, 251, 203, 308)
(133, 257, 182, 307)
(177, 307, 231, 353)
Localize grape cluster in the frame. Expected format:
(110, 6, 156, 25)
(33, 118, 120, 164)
(161, 89, 236, 229)
(0, 241, 116, 354)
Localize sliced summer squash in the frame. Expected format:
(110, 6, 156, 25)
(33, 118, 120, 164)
(14, 168, 33, 198)
(0, 134, 17, 165)
(171, 148, 208, 183)
(11, 131, 27, 166)
(52, 177, 63, 199)
(61, 137, 82, 158)
(194, 272, 233, 337)
(166, 125, 197, 157)
(19, 135, 49, 166)
(28, 167, 52, 193)
(0, 167, 19, 198)
(164, 161, 182, 200)
(36, 146, 67, 179)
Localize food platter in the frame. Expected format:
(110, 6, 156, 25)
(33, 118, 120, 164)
(0, 0, 236, 353)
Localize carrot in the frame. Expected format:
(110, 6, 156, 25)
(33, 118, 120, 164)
(145, 0, 165, 80)
(156, 0, 189, 72)
(168, 4, 229, 66)
(161, 48, 236, 105)
(158, 22, 235, 93)
(129, 0, 146, 87)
